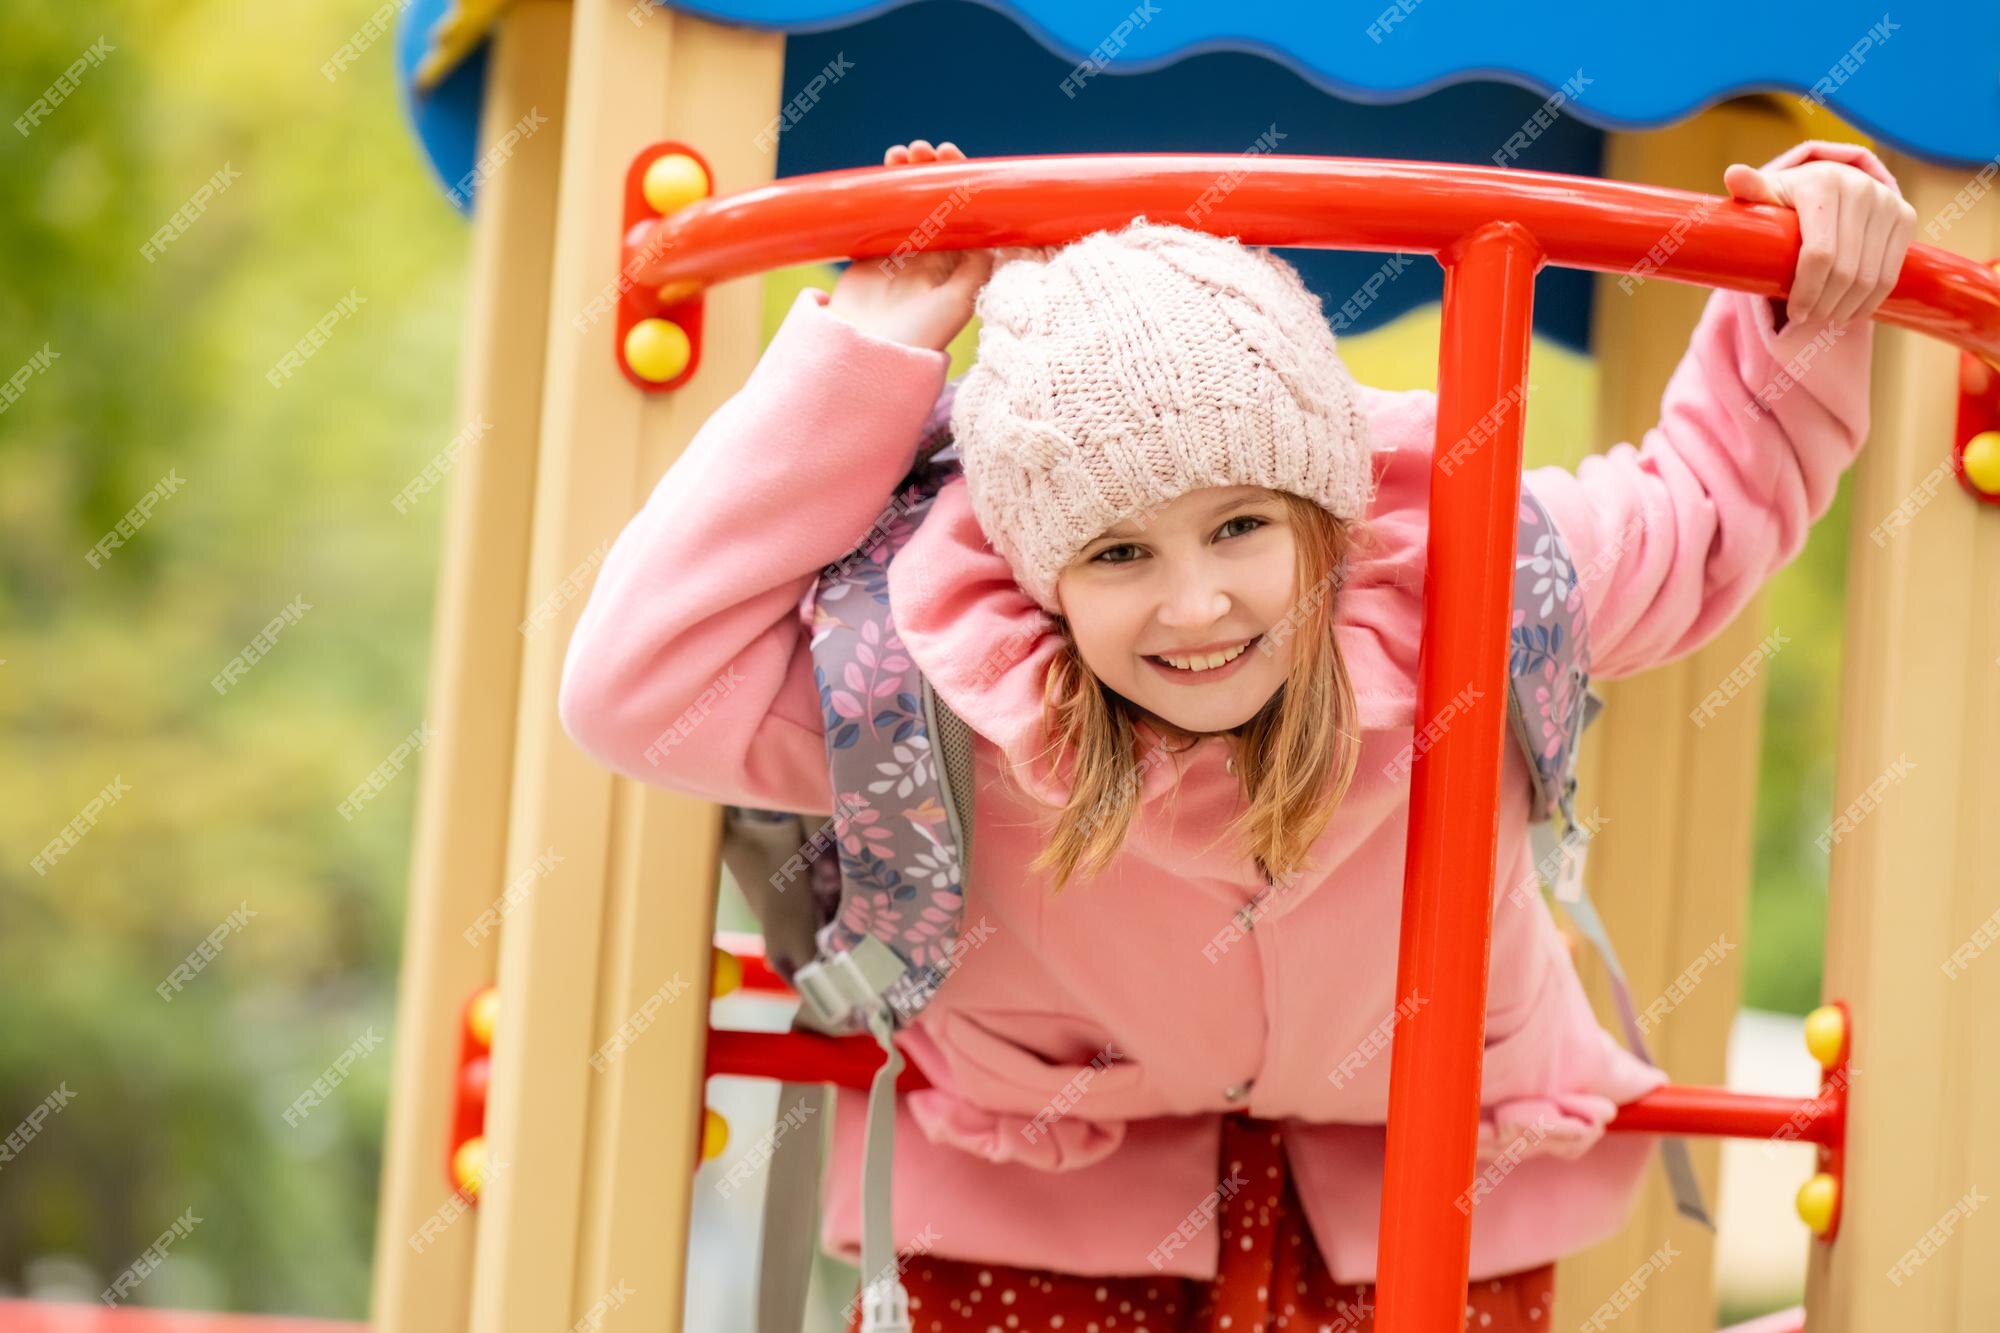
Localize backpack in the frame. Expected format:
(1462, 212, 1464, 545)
(733, 379, 1705, 1333)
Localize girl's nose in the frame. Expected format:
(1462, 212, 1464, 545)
(1155, 576, 1232, 630)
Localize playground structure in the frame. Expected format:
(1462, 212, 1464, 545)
(347, 3, 2000, 1332)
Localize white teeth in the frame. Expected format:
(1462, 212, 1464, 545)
(1158, 641, 1250, 671)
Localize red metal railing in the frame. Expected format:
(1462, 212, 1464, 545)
(663, 156, 2000, 1331)
(624, 153, 2000, 365)
(706, 986, 1845, 1146)
(1376, 220, 1543, 1326)
(715, 932, 1849, 1141)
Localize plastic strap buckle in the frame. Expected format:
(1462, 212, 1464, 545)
(792, 935, 908, 1030)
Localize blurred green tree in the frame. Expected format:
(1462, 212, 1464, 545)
(2, 0, 463, 1314)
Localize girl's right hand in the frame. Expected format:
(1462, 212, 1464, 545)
(824, 139, 994, 353)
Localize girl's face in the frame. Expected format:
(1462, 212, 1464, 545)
(1055, 485, 1297, 736)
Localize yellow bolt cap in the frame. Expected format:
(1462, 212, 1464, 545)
(642, 153, 710, 215)
(702, 1107, 729, 1160)
(467, 986, 501, 1049)
(1962, 430, 2000, 496)
(453, 1135, 489, 1198)
(624, 318, 691, 384)
(712, 947, 742, 998)
(1796, 1172, 1839, 1236)
(1803, 1005, 1847, 1069)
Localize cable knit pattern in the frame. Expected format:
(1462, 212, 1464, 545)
(951, 217, 1377, 613)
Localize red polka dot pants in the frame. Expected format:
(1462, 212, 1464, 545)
(847, 1114, 1555, 1332)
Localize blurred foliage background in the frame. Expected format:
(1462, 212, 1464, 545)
(2, 0, 463, 1313)
(0, 0, 1846, 1318)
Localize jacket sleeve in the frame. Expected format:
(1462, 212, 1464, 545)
(557, 287, 953, 814)
(1522, 139, 1895, 681)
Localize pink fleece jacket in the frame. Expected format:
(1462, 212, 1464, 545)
(558, 140, 1889, 1284)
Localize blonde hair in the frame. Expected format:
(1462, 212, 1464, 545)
(1024, 492, 1366, 892)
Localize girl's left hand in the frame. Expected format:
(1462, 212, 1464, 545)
(1722, 156, 1918, 330)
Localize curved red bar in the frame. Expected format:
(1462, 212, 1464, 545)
(625, 153, 2000, 364)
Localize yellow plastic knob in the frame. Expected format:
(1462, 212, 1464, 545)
(624, 318, 691, 384)
(453, 1135, 489, 1198)
(1803, 1005, 1847, 1069)
(1962, 430, 2000, 496)
(466, 986, 501, 1049)
(702, 1107, 729, 1161)
(711, 947, 743, 999)
(1796, 1172, 1839, 1236)
(642, 152, 710, 215)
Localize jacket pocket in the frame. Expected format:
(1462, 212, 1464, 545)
(926, 1006, 1148, 1115)
(901, 1005, 1153, 1171)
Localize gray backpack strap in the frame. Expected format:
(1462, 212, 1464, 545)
(755, 1078, 827, 1333)
(1512, 487, 1713, 1230)
(1547, 880, 1711, 1226)
(721, 806, 826, 987)
(856, 1007, 909, 1333)
(756, 958, 910, 1333)
(787, 936, 914, 1330)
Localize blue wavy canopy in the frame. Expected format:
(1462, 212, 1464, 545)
(396, 0, 1998, 346)
(667, 0, 1998, 169)
(400, 0, 2000, 202)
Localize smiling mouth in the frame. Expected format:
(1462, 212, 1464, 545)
(1147, 636, 1261, 673)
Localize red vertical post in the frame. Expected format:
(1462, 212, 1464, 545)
(1373, 221, 1544, 1332)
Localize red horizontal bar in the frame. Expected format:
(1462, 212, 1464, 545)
(0, 1302, 363, 1332)
(704, 1026, 1842, 1146)
(624, 154, 2000, 364)
(1606, 1084, 1843, 1148)
(704, 1027, 932, 1094)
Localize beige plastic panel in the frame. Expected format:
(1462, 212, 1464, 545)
(1805, 149, 2000, 1333)
(569, 15, 787, 1332)
(370, 6, 570, 1331)
(461, 4, 786, 1333)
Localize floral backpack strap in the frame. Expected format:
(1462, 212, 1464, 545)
(1510, 485, 1713, 1230)
(1508, 485, 1601, 897)
(791, 380, 972, 1037)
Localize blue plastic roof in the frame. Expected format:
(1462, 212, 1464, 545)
(766, 6, 1612, 348)
(666, 0, 2000, 169)
(395, 0, 1999, 347)
(397, 0, 489, 216)
(399, 0, 2000, 205)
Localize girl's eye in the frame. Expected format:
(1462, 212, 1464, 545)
(1089, 515, 1267, 565)
(1218, 515, 1266, 540)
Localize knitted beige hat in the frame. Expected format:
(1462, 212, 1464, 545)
(949, 216, 1377, 616)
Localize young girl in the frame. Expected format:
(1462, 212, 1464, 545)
(559, 137, 1914, 1332)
